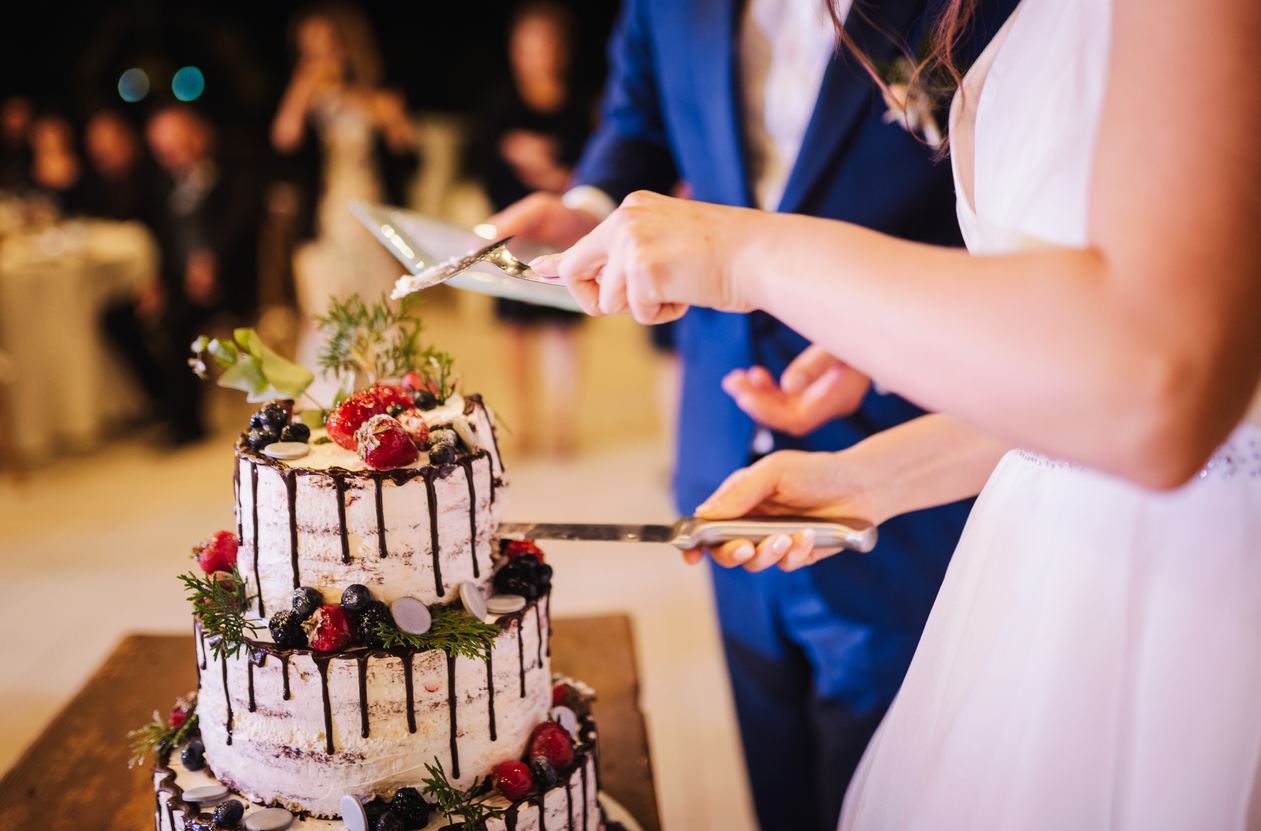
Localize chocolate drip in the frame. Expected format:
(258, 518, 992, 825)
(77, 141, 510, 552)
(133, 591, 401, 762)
(581, 761, 588, 831)
(280, 653, 291, 701)
(566, 776, 574, 831)
(233, 460, 243, 544)
(424, 470, 444, 596)
(285, 469, 299, 589)
(517, 618, 527, 698)
(545, 593, 552, 657)
(486, 649, 497, 741)
(446, 650, 460, 779)
(220, 654, 233, 745)
(166, 800, 175, 831)
(374, 478, 388, 558)
(197, 627, 206, 671)
(314, 656, 335, 755)
(334, 474, 350, 564)
(536, 793, 547, 831)
(356, 654, 370, 738)
(534, 603, 544, 667)
(251, 464, 263, 616)
(402, 652, 417, 734)
(247, 661, 255, 713)
(460, 458, 480, 578)
(505, 805, 519, 831)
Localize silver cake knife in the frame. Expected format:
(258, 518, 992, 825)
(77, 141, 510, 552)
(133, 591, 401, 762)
(498, 516, 877, 553)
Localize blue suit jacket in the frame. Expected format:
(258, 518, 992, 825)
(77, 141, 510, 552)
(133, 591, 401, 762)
(574, 0, 1014, 700)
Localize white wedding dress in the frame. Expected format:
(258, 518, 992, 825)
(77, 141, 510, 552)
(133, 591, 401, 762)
(839, 0, 1261, 829)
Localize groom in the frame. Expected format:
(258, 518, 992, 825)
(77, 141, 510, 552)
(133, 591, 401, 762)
(491, 0, 1015, 828)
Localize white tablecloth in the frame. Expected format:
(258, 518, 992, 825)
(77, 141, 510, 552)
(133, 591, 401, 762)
(0, 219, 157, 460)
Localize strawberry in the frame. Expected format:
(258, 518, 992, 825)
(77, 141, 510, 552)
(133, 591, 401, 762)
(325, 391, 386, 450)
(303, 604, 353, 652)
(196, 530, 238, 574)
(169, 704, 190, 729)
(372, 384, 413, 411)
(401, 371, 439, 395)
(504, 540, 545, 564)
(356, 415, 419, 470)
(492, 760, 533, 801)
(552, 683, 570, 707)
(527, 720, 573, 769)
(396, 409, 431, 447)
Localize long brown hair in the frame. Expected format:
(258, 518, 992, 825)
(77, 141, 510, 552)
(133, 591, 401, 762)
(289, 2, 385, 88)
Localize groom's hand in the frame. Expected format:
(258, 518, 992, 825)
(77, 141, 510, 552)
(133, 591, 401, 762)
(723, 345, 871, 437)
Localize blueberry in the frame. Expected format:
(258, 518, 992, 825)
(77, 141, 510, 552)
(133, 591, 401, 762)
(341, 584, 374, 612)
(180, 739, 205, 771)
(247, 427, 279, 450)
(357, 600, 392, 648)
(375, 812, 404, 831)
(391, 787, 432, 829)
(269, 610, 308, 649)
(261, 401, 290, 431)
(280, 423, 310, 443)
(292, 586, 323, 618)
(249, 411, 268, 432)
(530, 756, 558, 790)
(429, 429, 457, 448)
(411, 388, 439, 411)
(386, 403, 407, 418)
(212, 798, 245, 827)
(429, 445, 457, 466)
(493, 566, 538, 600)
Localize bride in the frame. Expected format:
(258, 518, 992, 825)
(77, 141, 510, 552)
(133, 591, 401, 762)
(534, 0, 1261, 827)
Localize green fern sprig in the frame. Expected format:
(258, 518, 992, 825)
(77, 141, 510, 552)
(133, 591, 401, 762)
(374, 605, 500, 662)
(420, 759, 505, 831)
(316, 293, 425, 386)
(127, 694, 198, 768)
(179, 565, 260, 661)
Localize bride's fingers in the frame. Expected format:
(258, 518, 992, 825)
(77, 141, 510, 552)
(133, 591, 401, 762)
(708, 539, 756, 569)
(695, 459, 782, 519)
(681, 547, 706, 565)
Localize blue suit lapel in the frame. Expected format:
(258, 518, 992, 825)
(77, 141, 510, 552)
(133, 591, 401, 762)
(777, 0, 927, 215)
(690, 0, 753, 208)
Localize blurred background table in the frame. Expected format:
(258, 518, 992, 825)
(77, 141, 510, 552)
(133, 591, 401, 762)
(0, 217, 155, 463)
(0, 614, 661, 831)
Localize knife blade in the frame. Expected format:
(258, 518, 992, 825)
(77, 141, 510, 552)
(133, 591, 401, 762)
(497, 516, 877, 553)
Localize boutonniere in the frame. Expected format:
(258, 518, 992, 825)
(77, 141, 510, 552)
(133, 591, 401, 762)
(876, 55, 944, 148)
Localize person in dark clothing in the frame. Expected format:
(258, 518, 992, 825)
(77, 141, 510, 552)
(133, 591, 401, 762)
(479, 0, 594, 456)
(81, 110, 152, 223)
(0, 96, 32, 190)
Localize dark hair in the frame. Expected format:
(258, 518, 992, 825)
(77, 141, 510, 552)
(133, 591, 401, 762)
(510, 0, 576, 46)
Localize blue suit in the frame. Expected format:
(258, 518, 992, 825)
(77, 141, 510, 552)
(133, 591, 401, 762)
(573, 1, 1014, 828)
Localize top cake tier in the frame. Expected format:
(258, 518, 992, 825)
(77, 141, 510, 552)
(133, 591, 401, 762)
(234, 394, 506, 616)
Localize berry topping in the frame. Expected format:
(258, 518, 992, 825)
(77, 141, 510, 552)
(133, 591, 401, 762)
(269, 610, 309, 649)
(356, 415, 419, 470)
(342, 584, 374, 612)
(180, 739, 206, 771)
(552, 683, 570, 707)
(249, 411, 268, 432)
(247, 427, 280, 450)
(357, 600, 392, 648)
(410, 387, 439, 411)
(196, 530, 238, 574)
(395, 410, 431, 447)
(292, 586, 324, 618)
(372, 384, 413, 411)
(493, 554, 552, 601)
(530, 756, 558, 790)
(528, 720, 574, 768)
(428, 444, 457, 466)
(503, 539, 545, 563)
(260, 401, 291, 431)
(305, 604, 353, 652)
(492, 760, 534, 801)
(169, 702, 191, 729)
(326, 391, 387, 451)
(386, 403, 407, 418)
(280, 422, 311, 443)
(390, 787, 431, 830)
(212, 798, 245, 827)
(429, 428, 457, 448)
(375, 813, 404, 831)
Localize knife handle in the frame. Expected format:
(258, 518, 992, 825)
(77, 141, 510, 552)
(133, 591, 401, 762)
(679, 516, 877, 554)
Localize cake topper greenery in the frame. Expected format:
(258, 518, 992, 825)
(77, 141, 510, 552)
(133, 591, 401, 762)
(128, 693, 198, 768)
(179, 565, 260, 660)
(421, 759, 506, 830)
(375, 605, 501, 662)
(189, 291, 458, 411)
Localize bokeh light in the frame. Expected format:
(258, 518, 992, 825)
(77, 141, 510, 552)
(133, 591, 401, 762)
(172, 66, 205, 101)
(117, 68, 149, 102)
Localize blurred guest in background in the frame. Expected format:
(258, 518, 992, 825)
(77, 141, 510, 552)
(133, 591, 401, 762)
(480, 0, 594, 456)
(81, 109, 151, 222)
(0, 96, 33, 190)
(271, 1, 417, 394)
(27, 113, 86, 215)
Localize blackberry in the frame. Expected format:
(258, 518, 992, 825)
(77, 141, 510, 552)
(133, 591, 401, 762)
(429, 444, 457, 466)
(280, 423, 311, 443)
(341, 583, 374, 612)
(493, 555, 551, 600)
(411, 388, 439, 411)
(180, 739, 205, 771)
(530, 757, 558, 790)
(357, 601, 392, 648)
(261, 401, 290, 431)
(247, 427, 279, 450)
(292, 586, 323, 618)
(429, 429, 457, 448)
(375, 812, 404, 831)
(391, 787, 432, 830)
(249, 411, 268, 432)
(269, 610, 308, 649)
(212, 799, 245, 827)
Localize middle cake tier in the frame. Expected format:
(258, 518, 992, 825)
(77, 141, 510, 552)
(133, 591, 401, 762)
(196, 595, 552, 818)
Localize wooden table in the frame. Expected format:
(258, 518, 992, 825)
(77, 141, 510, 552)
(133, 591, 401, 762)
(0, 615, 660, 831)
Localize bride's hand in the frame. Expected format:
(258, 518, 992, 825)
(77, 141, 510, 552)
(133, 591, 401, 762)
(530, 191, 765, 324)
(723, 345, 872, 437)
(685, 450, 874, 572)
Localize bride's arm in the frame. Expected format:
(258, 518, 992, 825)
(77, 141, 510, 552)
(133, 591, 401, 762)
(688, 414, 1009, 571)
(539, 0, 1261, 488)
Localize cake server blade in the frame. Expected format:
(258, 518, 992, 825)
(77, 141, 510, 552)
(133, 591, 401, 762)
(497, 516, 877, 553)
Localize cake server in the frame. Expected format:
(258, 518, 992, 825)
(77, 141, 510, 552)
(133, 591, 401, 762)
(498, 516, 877, 553)
(391, 235, 553, 297)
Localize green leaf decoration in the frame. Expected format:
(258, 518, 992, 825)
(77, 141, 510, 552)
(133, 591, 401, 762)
(300, 409, 326, 430)
(189, 327, 314, 404)
(179, 565, 260, 661)
(374, 604, 501, 662)
(421, 759, 505, 831)
(128, 694, 198, 768)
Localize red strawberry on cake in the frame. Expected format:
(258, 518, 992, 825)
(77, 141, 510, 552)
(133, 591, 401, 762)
(325, 391, 386, 450)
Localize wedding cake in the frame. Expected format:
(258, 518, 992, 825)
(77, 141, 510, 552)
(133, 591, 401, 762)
(133, 297, 614, 831)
